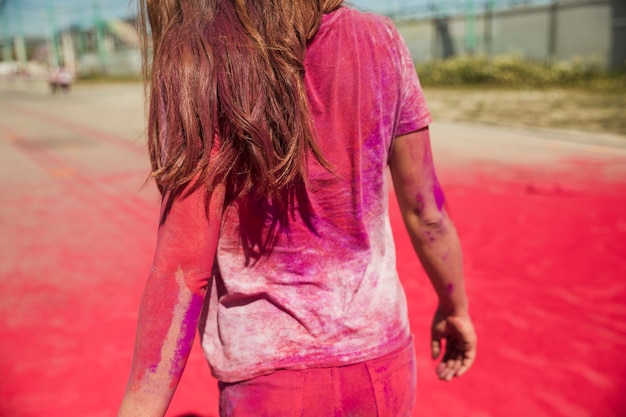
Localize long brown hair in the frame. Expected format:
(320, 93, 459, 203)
(138, 0, 343, 211)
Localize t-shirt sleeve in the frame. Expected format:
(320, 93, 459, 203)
(391, 24, 432, 136)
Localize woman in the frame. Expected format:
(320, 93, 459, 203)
(118, 1, 476, 416)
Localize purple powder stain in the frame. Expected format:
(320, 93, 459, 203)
(446, 283, 454, 295)
(414, 185, 444, 214)
(170, 293, 204, 380)
(433, 182, 445, 211)
(424, 230, 436, 243)
(414, 193, 425, 213)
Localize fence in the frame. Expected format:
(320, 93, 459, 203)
(1, 0, 624, 72)
(392, 0, 625, 68)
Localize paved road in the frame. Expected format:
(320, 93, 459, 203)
(1, 82, 625, 417)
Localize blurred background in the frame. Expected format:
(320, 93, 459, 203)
(1, 1, 626, 417)
(0, 0, 625, 76)
(1, 0, 625, 133)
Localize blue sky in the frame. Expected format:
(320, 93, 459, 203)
(1, 0, 545, 38)
(0, 0, 439, 37)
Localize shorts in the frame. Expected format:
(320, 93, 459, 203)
(218, 336, 416, 417)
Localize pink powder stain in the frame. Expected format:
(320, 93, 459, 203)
(392, 162, 626, 417)
(129, 272, 180, 391)
(131, 183, 223, 390)
(155, 183, 223, 296)
(3, 152, 626, 417)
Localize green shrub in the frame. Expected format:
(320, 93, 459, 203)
(415, 54, 625, 90)
(76, 73, 142, 84)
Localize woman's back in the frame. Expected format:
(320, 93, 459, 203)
(202, 6, 432, 383)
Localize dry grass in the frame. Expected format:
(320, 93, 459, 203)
(423, 87, 626, 136)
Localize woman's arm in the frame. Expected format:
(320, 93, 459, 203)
(389, 127, 476, 381)
(117, 182, 225, 417)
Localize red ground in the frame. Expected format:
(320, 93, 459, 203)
(1, 96, 625, 417)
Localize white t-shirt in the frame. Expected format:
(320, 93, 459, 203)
(201, 6, 432, 383)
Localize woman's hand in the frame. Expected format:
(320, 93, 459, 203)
(430, 308, 477, 381)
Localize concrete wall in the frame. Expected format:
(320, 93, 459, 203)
(555, 2, 611, 63)
(397, 20, 433, 62)
(491, 7, 552, 60)
(396, 0, 617, 68)
(611, 0, 626, 67)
